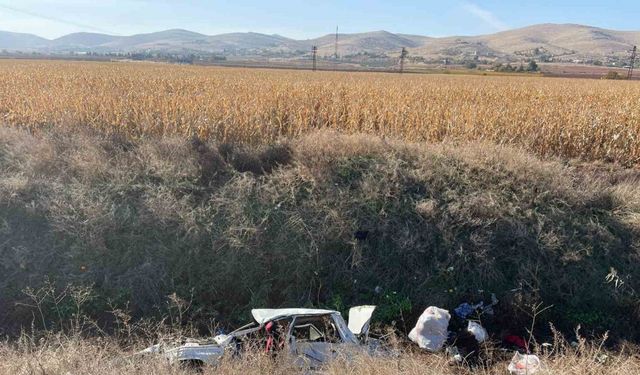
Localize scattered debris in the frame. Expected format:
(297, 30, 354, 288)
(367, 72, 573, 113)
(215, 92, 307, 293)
(447, 332, 479, 363)
(354, 230, 369, 241)
(504, 335, 528, 352)
(137, 294, 548, 372)
(570, 341, 579, 348)
(467, 321, 488, 343)
(408, 307, 451, 352)
(596, 353, 609, 364)
(454, 294, 498, 319)
(446, 346, 463, 363)
(454, 303, 476, 319)
(508, 353, 542, 375)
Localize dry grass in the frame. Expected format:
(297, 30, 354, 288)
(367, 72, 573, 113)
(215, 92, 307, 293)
(0, 60, 639, 164)
(0, 333, 639, 375)
(1, 127, 639, 341)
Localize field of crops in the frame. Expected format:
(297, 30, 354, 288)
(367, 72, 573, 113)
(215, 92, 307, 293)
(1, 59, 639, 164)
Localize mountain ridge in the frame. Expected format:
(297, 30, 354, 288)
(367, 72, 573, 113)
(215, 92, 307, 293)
(1, 23, 638, 62)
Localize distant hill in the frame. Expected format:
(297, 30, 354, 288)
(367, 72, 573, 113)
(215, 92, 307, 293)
(51, 32, 121, 49)
(98, 29, 210, 52)
(305, 30, 431, 56)
(205, 32, 303, 51)
(1, 24, 638, 62)
(414, 24, 640, 60)
(0, 31, 49, 50)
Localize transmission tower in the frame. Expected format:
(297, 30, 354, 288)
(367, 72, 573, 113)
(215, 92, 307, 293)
(399, 47, 409, 74)
(628, 46, 637, 80)
(312, 46, 318, 71)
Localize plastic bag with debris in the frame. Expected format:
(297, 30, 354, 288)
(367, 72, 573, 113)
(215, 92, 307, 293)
(467, 321, 488, 343)
(508, 352, 541, 374)
(408, 306, 451, 352)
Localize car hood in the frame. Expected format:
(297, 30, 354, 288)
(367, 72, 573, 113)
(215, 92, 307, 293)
(251, 308, 337, 324)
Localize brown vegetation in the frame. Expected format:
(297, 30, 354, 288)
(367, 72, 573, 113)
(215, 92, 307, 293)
(1, 127, 639, 342)
(0, 60, 639, 165)
(1, 331, 639, 375)
(1, 61, 640, 372)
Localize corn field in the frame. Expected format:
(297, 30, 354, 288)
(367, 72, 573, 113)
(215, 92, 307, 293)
(1, 60, 639, 164)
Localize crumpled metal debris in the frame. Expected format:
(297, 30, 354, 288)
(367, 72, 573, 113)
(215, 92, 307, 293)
(138, 306, 377, 368)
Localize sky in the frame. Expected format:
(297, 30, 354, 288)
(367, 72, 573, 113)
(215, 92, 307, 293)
(0, 0, 639, 39)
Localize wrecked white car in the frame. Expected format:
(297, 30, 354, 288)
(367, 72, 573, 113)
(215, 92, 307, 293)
(138, 306, 377, 368)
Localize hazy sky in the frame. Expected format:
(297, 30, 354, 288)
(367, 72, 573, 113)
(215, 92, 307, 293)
(1, 0, 639, 39)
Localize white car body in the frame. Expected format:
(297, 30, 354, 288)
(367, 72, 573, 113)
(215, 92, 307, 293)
(138, 306, 376, 368)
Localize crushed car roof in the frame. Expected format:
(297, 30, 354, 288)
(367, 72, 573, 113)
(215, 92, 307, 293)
(251, 308, 338, 324)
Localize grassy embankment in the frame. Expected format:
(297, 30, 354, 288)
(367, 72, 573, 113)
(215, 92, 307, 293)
(1, 128, 638, 344)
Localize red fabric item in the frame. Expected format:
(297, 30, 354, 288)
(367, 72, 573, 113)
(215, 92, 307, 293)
(265, 336, 274, 353)
(265, 322, 274, 353)
(505, 335, 528, 350)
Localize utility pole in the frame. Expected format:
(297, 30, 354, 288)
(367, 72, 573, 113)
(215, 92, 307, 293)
(312, 46, 318, 72)
(628, 46, 637, 80)
(399, 47, 408, 74)
(334, 26, 339, 60)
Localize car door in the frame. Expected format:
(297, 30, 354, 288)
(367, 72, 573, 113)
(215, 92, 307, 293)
(288, 315, 343, 367)
(347, 305, 376, 339)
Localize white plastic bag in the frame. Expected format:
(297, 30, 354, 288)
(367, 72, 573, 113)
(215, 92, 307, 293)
(508, 352, 541, 375)
(408, 306, 451, 352)
(467, 321, 488, 343)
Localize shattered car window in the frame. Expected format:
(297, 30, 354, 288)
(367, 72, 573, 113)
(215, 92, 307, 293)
(291, 316, 341, 343)
(233, 318, 292, 353)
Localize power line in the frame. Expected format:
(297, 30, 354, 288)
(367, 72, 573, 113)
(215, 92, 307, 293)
(0, 3, 118, 35)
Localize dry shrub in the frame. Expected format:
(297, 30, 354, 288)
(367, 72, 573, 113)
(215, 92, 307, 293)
(140, 138, 200, 181)
(610, 180, 640, 229)
(221, 142, 293, 175)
